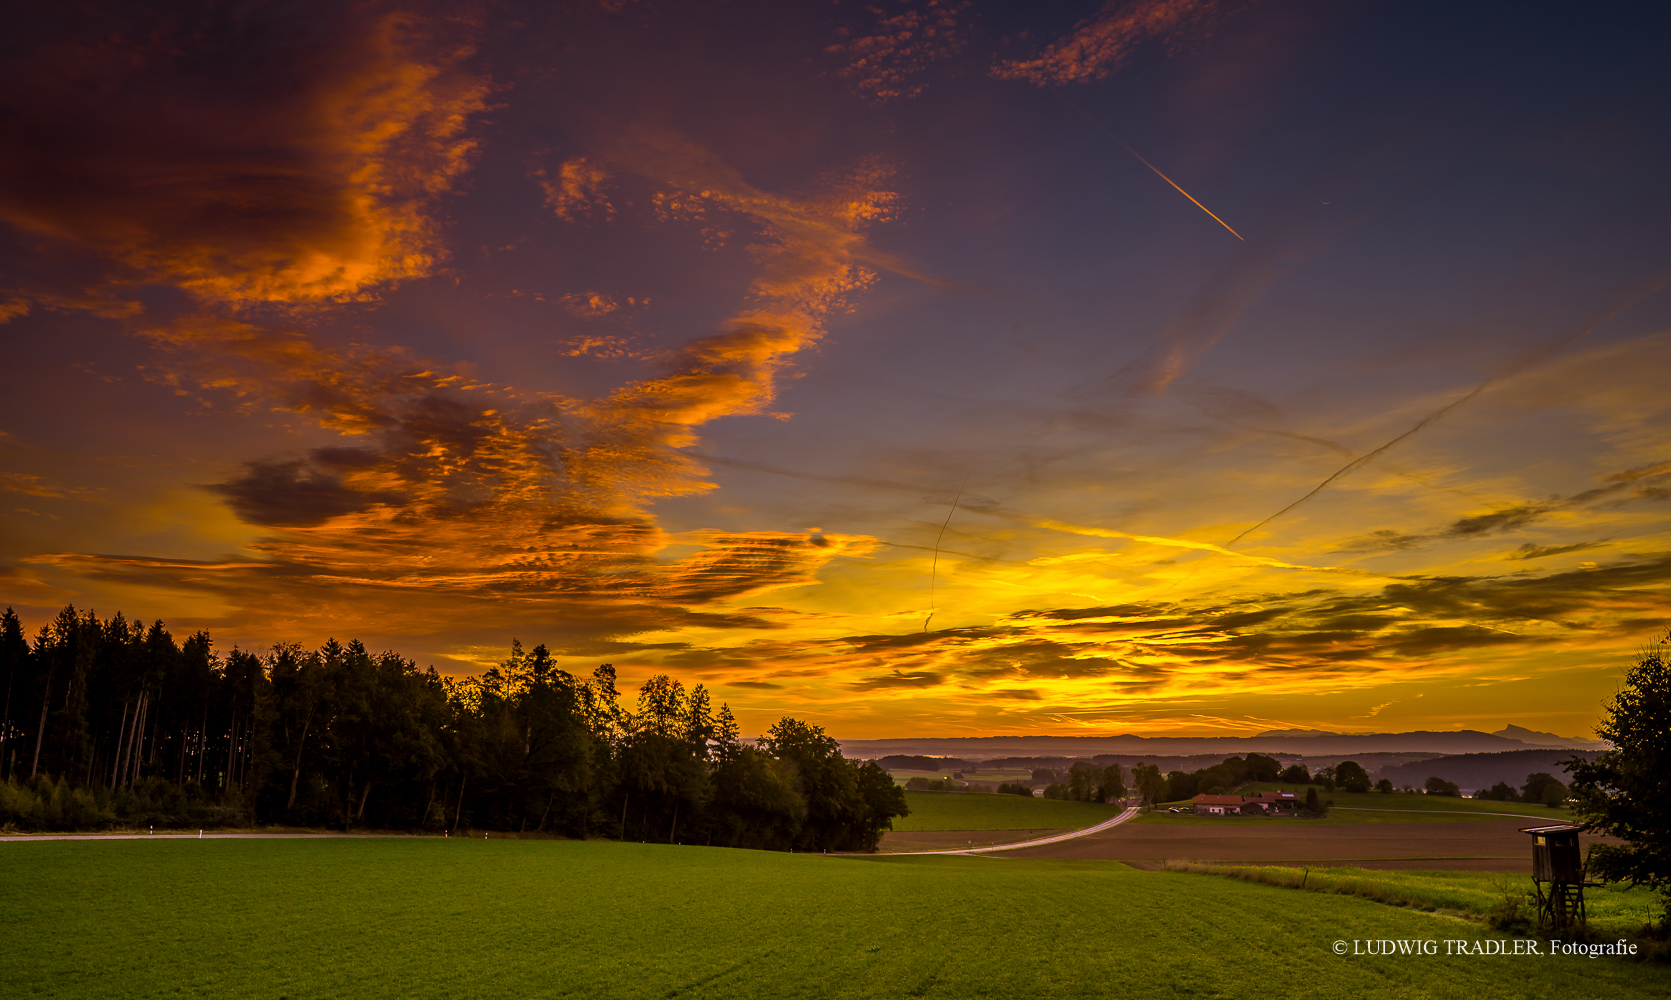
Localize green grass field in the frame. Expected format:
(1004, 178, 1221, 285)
(2, 839, 1666, 999)
(1170, 864, 1665, 938)
(891, 790, 1121, 831)
(1140, 786, 1575, 825)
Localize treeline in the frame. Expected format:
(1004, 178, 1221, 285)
(1039, 763, 1125, 802)
(1162, 753, 1286, 800)
(1474, 772, 1567, 806)
(0, 606, 907, 849)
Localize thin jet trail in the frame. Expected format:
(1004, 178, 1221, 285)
(1050, 88, 1245, 241)
(1226, 267, 1671, 548)
(924, 475, 969, 633)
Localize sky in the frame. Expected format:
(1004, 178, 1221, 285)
(3, 0, 1670, 739)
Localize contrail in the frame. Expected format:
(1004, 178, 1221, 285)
(924, 475, 969, 633)
(1050, 88, 1245, 241)
(1225, 267, 1671, 548)
(1036, 520, 1372, 575)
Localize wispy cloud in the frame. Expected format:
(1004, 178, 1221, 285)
(991, 0, 1245, 87)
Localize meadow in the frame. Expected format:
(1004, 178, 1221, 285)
(1166, 864, 1665, 938)
(3, 839, 1667, 999)
(891, 790, 1122, 831)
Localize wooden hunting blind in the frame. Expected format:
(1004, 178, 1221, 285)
(1521, 823, 1596, 931)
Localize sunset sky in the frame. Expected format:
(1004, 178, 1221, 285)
(4, 0, 1669, 739)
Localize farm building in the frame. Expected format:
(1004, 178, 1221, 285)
(1192, 794, 1245, 815)
(1190, 790, 1303, 815)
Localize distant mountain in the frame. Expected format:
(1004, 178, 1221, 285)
(838, 728, 1592, 760)
(1492, 724, 1605, 749)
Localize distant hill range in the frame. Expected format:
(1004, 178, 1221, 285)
(1378, 748, 1605, 791)
(839, 725, 1604, 761)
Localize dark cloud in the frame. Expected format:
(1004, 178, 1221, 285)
(0, 1, 488, 305)
(1444, 504, 1550, 537)
(1508, 542, 1605, 561)
(954, 639, 1125, 680)
(656, 534, 853, 604)
(207, 459, 407, 527)
(1337, 462, 1671, 553)
(850, 670, 945, 691)
(1012, 603, 1161, 621)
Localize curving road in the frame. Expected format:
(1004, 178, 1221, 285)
(883, 804, 1141, 857)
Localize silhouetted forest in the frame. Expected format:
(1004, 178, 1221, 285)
(0, 606, 907, 849)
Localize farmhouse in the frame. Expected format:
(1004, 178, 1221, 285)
(1191, 790, 1303, 816)
(1191, 794, 1244, 815)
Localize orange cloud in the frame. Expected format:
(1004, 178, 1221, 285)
(992, 0, 1243, 87)
(562, 132, 911, 507)
(826, 0, 971, 104)
(537, 157, 614, 222)
(44, 133, 911, 651)
(0, 6, 488, 305)
(562, 291, 621, 316)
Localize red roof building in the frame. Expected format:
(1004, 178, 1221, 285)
(1191, 790, 1304, 816)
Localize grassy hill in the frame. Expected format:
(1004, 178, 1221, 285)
(3, 838, 1665, 999)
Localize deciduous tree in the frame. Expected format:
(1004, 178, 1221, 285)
(1566, 631, 1671, 914)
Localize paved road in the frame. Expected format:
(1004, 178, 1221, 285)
(881, 805, 1142, 856)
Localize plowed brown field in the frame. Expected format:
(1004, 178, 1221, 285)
(879, 815, 1609, 872)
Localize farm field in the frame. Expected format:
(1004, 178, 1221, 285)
(4, 839, 1667, 999)
(1142, 788, 1575, 826)
(1238, 785, 1577, 819)
(890, 790, 1121, 831)
(1009, 814, 1563, 870)
(883, 768, 1033, 795)
(1140, 808, 1510, 826)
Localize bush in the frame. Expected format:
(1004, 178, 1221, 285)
(1375, 779, 1394, 794)
(0, 775, 241, 832)
(1487, 877, 1534, 935)
(1424, 776, 1461, 797)
(996, 783, 1032, 797)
